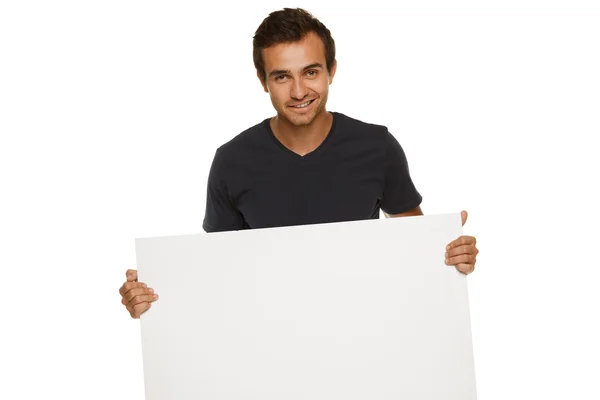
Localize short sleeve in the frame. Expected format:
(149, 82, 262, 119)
(202, 149, 246, 233)
(380, 131, 423, 214)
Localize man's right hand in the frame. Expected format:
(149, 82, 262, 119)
(119, 269, 158, 319)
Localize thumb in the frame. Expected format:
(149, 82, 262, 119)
(461, 210, 468, 226)
(126, 269, 138, 282)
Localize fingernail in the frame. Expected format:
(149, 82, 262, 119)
(444, 252, 448, 258)
(153, 294, 158, 299)
(149, 288, 154, 293)
(142, 283, 147, 288)
(446, 245, 450, 250)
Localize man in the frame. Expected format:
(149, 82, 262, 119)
(120, 8, 479, 319)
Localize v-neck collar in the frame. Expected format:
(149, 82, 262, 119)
(264, 112, 338, 159)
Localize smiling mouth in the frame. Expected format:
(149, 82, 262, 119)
(289, 99, 315, 109)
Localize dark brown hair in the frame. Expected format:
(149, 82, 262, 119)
(253, 8, 336, 83)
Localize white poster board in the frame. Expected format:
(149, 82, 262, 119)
(135, 213, 476, 400)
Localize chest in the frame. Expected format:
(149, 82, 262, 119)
(232, 152, 385, 229)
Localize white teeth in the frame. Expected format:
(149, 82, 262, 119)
(294, 100, 311, 108)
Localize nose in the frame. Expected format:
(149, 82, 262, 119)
(290, 78, 308, 100)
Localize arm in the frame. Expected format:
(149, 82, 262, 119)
(380, 131, 423, 215)
(202, 148, 246, 233)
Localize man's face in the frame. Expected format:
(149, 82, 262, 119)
(259, 32, 336, 126)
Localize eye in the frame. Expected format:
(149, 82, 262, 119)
(305, 70, 318, 77)
(275, 75, 288, 82)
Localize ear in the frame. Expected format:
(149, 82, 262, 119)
(257, 71, 269, 93)
(328, 59, 337, 84)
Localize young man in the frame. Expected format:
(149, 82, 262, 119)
(120, 8, 479, 319)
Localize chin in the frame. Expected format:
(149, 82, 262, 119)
(284, 106, 323, 126)
(288, 113, 316, 126)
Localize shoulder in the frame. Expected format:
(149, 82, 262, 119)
(217, 118, 270, 153)
(333, 113, 407, 159)
(213, 118, 270, 162)
(333, 112, 390, 140)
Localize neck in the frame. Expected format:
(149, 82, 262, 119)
(270, 111, 333, 156)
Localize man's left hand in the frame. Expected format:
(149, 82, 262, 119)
(445, 210, 478, 275)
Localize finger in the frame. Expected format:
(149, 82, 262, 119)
(127, 295, 159, 318)
(128, 293, 159, 309)
(455, 263, 474, 275)
(129, 302, 152, 319)
(124, 287, 154, 304)
(119, 281, 146, 297)
(446, 235, 476, 250)
(121, 294, 141, 306)
(446, 254, 476, 266)
(126, 269, 138, 282)
(119, 281, 147, 297)
(446, 244, 479, 258)
(461, 210, 468, 226)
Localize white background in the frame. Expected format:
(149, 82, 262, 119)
(1, 1, 598, 399)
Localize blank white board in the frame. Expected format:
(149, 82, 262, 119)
(136, 213, 476, 400)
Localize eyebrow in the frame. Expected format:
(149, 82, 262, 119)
(268, 63, 324, 78)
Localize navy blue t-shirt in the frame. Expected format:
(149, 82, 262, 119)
(202, 112, 422, 232)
